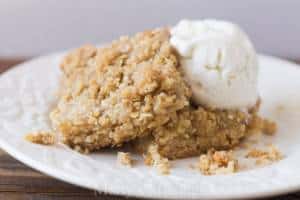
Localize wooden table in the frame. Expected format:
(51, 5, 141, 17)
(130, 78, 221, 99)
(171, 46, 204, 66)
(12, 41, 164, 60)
(0, 58, 299, 200)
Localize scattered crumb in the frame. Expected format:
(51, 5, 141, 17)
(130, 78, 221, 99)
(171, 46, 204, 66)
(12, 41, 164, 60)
(248, 115, 277, 136)
(245, 144, 283, 166)
(144, 144, 170, 175)
(193, 149, 239, 175)
(262, 119, 277, 135)
(246, 149, 268, 158)
(117, 152, 134, 167)
(25, 131, 55, 145)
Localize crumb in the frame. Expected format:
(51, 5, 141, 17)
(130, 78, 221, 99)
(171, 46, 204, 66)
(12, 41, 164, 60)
(248, 115, 277, 136)
(117, 152, 133, 167)
(25, 131, 55, 145)
(245, 144, 283, 166)
(246, 149, 268, 158)
(193, 149, 239, 175)
(262, 119, 277, 135)
(144, 144, 170, 175)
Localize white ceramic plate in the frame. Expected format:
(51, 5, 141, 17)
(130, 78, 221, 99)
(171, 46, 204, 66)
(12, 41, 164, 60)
(0, 53, 300, 200)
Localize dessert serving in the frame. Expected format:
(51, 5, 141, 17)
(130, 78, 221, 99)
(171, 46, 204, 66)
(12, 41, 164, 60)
(27, 19, 279, 174)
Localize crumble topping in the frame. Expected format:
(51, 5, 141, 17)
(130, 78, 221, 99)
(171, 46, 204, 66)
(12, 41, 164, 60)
(50, 28, 277, 162)
(117, 152, 134, 167)
(193, 149, 239, 175)
(25, 131, 55, 145)
(50, 29, 192, 153)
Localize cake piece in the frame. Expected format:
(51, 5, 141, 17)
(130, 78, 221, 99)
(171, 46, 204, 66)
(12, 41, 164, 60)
(50, 29, 191, 152)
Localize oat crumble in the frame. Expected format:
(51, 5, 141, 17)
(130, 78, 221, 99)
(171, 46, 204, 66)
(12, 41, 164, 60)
(50, 29, 192, 154)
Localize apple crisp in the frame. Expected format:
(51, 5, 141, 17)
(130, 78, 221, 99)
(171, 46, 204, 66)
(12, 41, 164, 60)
(49, 28, 277, 161)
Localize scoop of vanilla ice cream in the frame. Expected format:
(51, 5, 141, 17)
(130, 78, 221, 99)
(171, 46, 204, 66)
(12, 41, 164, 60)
(170, 19, 258, 109)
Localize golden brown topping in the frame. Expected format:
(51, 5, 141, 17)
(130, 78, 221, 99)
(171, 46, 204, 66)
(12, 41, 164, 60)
(50, 28, 191, 153)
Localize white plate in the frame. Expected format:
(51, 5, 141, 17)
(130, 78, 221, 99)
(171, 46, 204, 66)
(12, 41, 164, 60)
(0, 53, 300, 200)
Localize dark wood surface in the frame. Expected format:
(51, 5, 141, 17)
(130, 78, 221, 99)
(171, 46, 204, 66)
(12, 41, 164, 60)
(0, 58, 299, 200)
